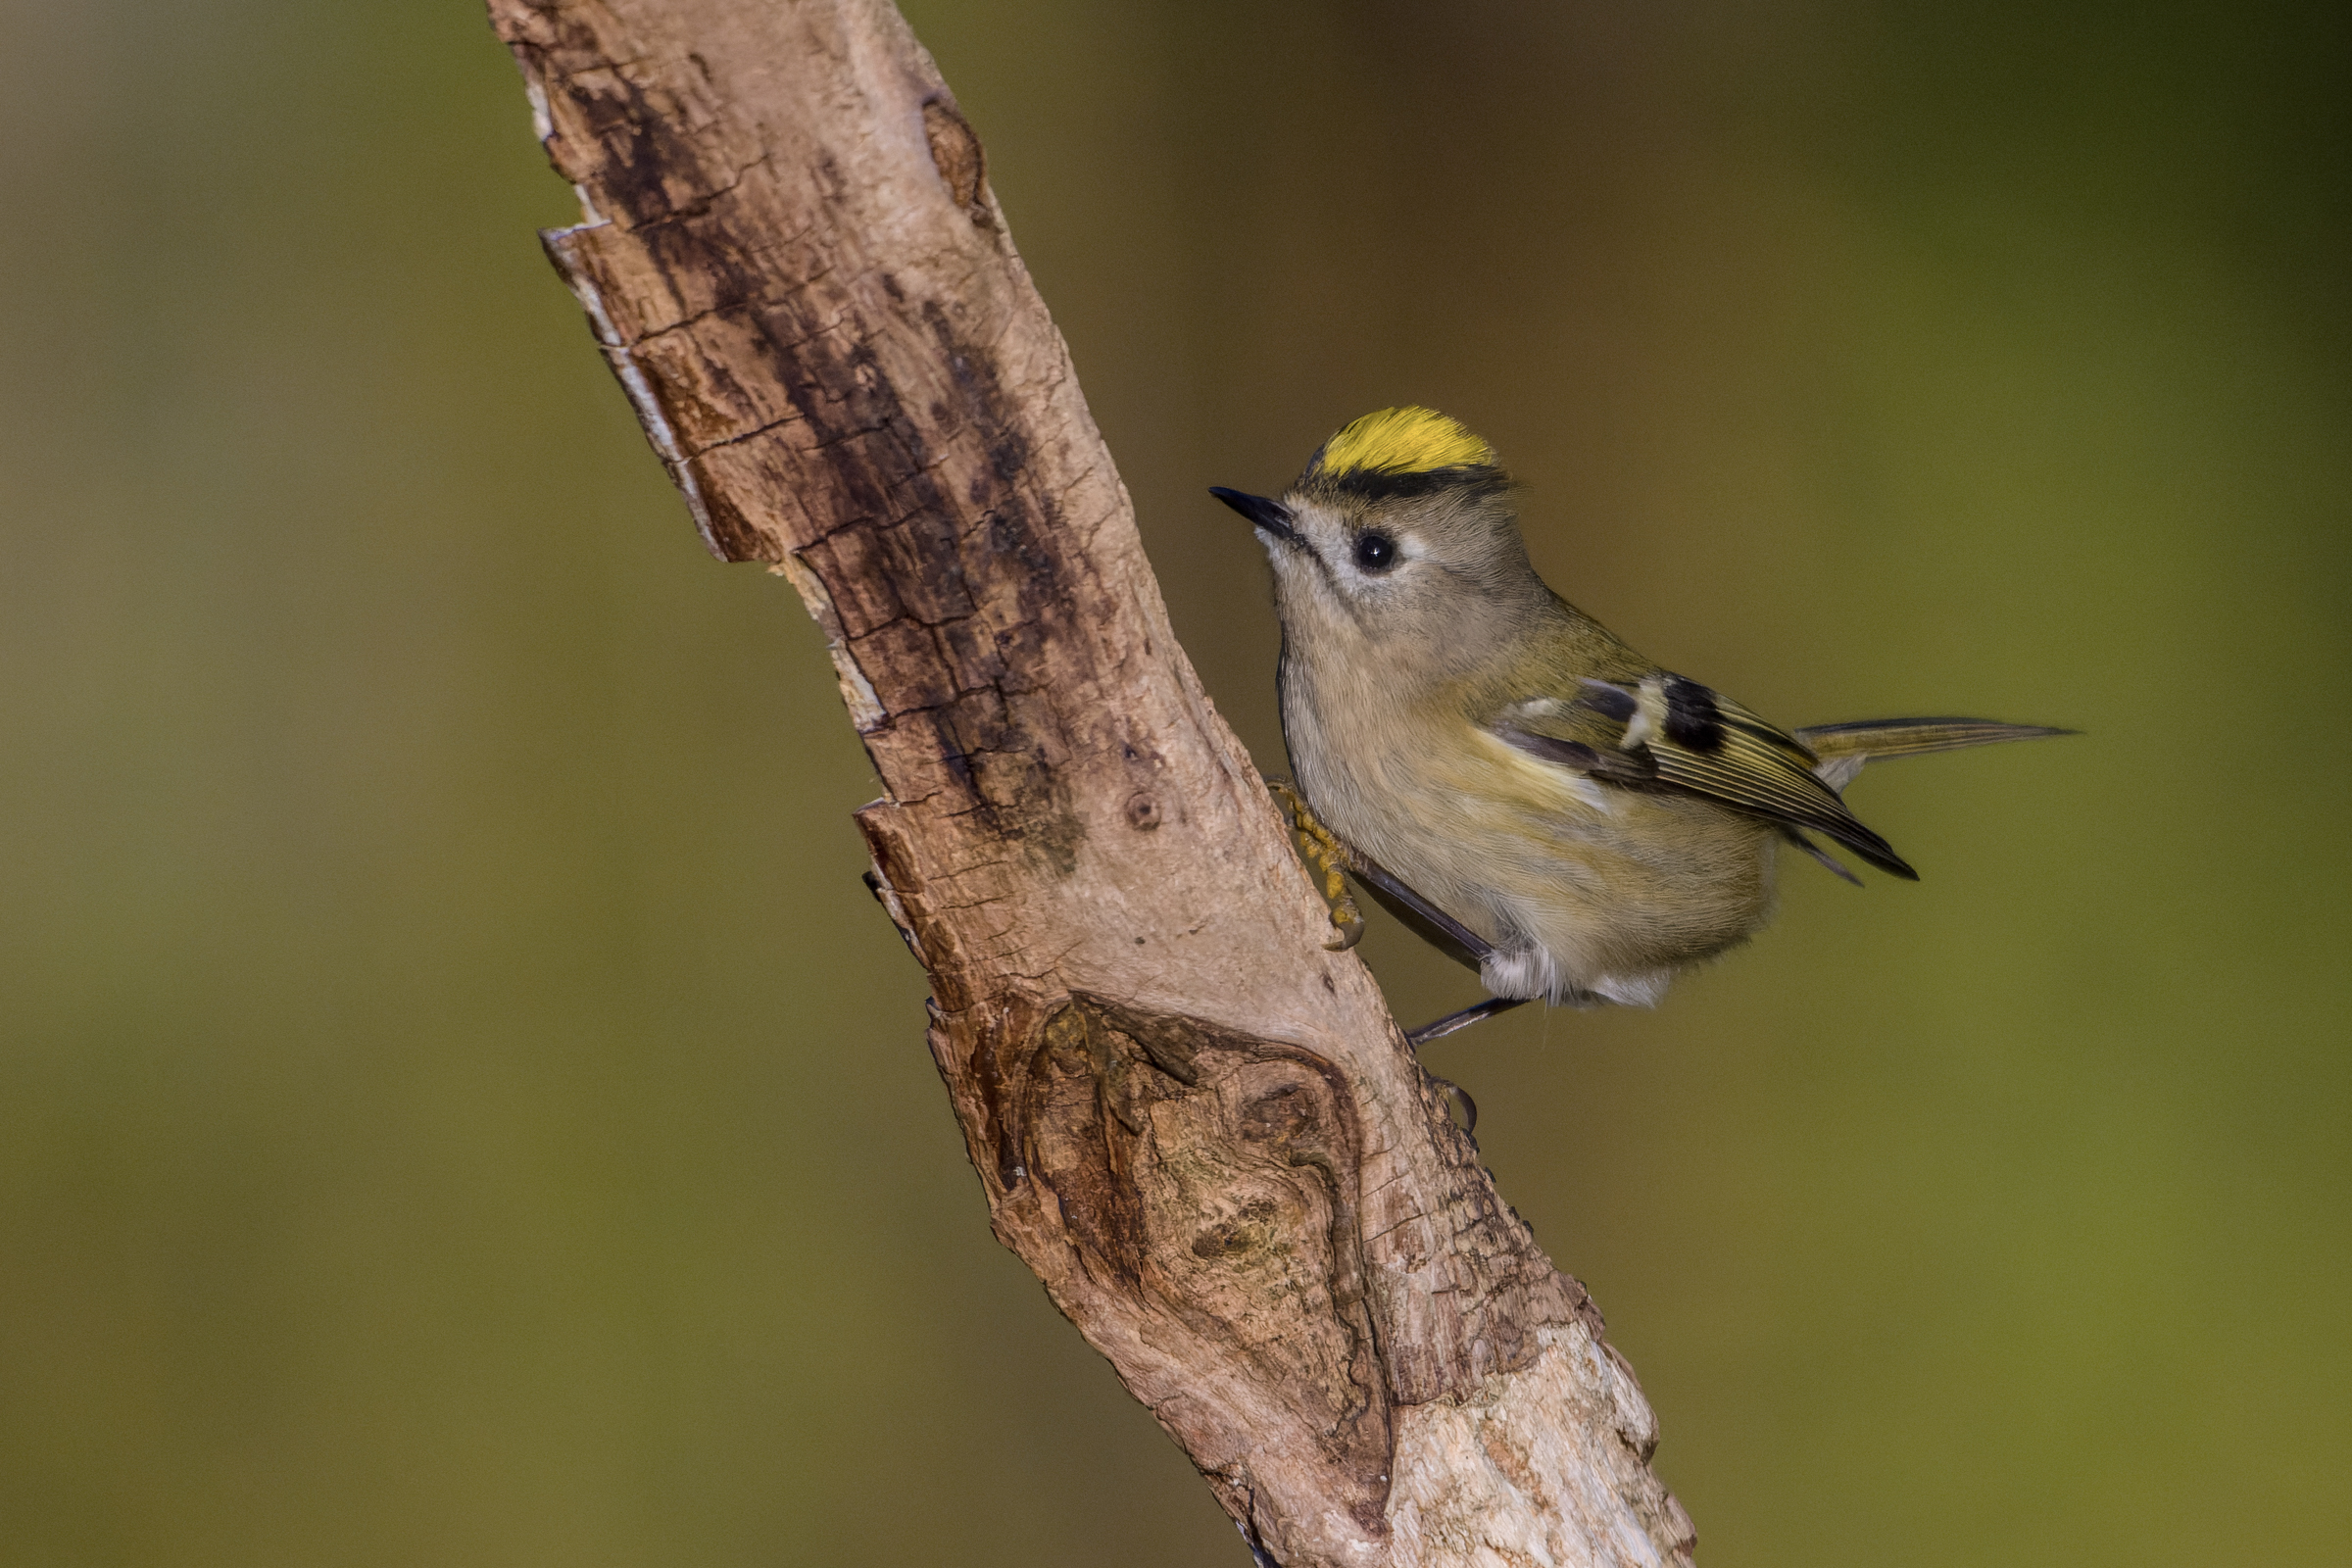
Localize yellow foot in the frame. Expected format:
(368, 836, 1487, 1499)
(1266, 780, 1366, 951)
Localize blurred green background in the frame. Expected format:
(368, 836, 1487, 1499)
(2, 0, 2344, 1563)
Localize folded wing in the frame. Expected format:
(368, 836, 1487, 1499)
(1491, 673, 1919, 879)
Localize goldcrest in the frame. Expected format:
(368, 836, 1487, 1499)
(1213, 408, 2064, 1034)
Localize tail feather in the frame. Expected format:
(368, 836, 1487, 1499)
(1793, 718, 2073, 790)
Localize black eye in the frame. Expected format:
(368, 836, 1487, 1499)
(1353, 532, 1397, 571)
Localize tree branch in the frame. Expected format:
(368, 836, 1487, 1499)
(487, 2, 1696, 1560)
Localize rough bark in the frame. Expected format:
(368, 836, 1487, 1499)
(487, 2, 1698, 1562)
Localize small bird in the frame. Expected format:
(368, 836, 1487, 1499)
(1212, 407, 2067, 1044)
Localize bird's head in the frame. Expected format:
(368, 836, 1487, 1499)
(1211, 407, 1544, 675)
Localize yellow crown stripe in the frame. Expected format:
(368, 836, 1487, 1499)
(1310, 407, 1496, 479)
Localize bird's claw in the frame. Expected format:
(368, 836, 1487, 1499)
(1266, 779, 1366, 950)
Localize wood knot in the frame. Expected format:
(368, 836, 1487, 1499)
(921, 98, 990, 222)
(1190, 1199, 1278, 1261)
(1124, 793, 1161, 830)
(1241, 1083, 1317, 1144)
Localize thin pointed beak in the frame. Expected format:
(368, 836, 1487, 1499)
(1208, 486, 1298, 544)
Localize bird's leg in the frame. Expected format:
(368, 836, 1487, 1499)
(1407, 996, 1532, 1136)
(1265, 780, 1366, 951)
(1323, 836, 1534, 1053)
(1406, 996, 1531, 1049)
